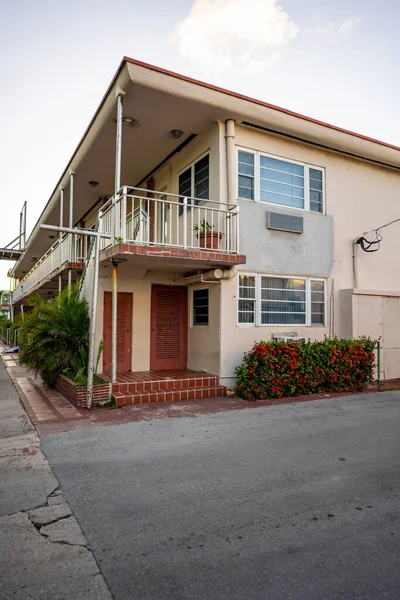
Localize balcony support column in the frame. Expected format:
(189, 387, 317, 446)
(68, 172, 75, 288)
(59, 187, 64, 294)
(111, 91, 125, 383)
(225, 119, 236, 206)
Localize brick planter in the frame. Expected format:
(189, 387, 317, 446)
(55, 373, 110, 409)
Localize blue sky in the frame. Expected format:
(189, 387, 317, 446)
(0, 0, 399, 288)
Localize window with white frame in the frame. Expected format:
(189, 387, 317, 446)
(192, 288, 209, 326)
(238, 274, 326, 326)
(237, 149, 324, 213)
(178, 153, 210, 214)
(238, 275, 256, 324)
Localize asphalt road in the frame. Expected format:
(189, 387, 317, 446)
(42, 392, 400, 600)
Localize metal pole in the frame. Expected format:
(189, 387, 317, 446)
(59, 187, 64, 294)
(87, 234, 101, 410)
(21, 304, 24, 320)
(68, 173, 75, 288)
(112, 261, 118, 382)
(23, 201, 27, 248)
(110, 93, 124, 383)
(377, 341, 381, 391)
(115, 94, 123, 195)
(19, 211, 23, 250)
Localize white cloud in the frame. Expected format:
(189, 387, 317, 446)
(304, 22, 335, 36)
(174, 0, 299, 74)
(339, 17, 362, 36)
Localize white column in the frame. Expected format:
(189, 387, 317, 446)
(111, 92, 124, 382)
(68, 172, 75, 287)
(225, 119, 236, 206)
(59, 187, 64, 293)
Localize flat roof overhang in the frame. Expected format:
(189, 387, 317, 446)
(13, 58, 400, 281)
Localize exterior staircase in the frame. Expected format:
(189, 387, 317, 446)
(108, 370, 227, 406)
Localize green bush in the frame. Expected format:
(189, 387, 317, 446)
(235, 337, 376, 400)
(18, 284, 90, 386)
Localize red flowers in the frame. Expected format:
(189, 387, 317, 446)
(235, 338, 376, 401)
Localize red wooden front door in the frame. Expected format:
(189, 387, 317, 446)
(150, 285, 188, 370)
(103, 292, 133, 372)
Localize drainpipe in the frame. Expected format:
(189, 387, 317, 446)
(111, 91, 125, 383)
(225, 119, 236, 206)
(59, 187, 64, 293)
(68, 172, 75, 288)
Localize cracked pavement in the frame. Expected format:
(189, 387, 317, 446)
(0, 360, 112, 600)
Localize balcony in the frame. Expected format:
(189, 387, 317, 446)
(98, 187, 245, 269)
(12, 234, 86, 302)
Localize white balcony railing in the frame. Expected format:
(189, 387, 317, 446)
(98, 187, 240, 253)
(12, 233, 86, 302)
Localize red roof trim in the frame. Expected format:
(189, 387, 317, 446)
(123, 56, 400, 153)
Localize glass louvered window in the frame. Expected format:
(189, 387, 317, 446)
(237, 149, 324, 213)
(238, 275, 256, 324)
(192, 289, 209, 326)
(238, 275, 326, 326)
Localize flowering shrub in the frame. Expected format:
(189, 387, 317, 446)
(235, 337, 376, 400)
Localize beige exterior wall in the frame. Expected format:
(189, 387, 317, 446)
(216, 125, 400, 385)
(187, 282, 221, 375)
(91, 121, 399, 384)
(95, 262, 221, 375)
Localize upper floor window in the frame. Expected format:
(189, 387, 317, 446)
(178, 154, 210, 215)
(237, 149, 324, 213)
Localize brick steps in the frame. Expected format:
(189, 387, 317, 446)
(112, 375, 219, 395)
(113, 384, 227, 407)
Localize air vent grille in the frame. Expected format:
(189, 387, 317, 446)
(267, 211, 303, 234)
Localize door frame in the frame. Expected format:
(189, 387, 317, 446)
(150, 285, 188, 370)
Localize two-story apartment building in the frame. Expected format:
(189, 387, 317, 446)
(8, 57, 400, 404)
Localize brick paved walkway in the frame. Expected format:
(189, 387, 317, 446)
(2, 347, 397, 437)
(2, 353, 83, 426)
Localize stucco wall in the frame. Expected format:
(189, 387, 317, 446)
(239, 201, 334, 275)
(215, 125, 400, 384)
(187, 283, 220, 375)
(95, 263, 221, 375)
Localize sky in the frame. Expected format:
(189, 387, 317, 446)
(0, 0, 399, 288)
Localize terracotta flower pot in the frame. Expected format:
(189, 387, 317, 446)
(198, 231, 222, 250)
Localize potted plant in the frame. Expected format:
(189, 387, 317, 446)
(193, 219, 223, 250)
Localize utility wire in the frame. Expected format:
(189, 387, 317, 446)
(357, 217, 400, 253)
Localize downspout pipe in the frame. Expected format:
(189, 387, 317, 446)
(225, 119, 236, 206)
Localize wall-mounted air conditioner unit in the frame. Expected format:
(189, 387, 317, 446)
(272, 332, 305, 343)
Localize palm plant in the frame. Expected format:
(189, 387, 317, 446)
(18, 284, 90, 386)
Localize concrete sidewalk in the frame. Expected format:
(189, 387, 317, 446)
(0, 359, 112, 600)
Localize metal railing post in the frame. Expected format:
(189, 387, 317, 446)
(235, 205, 240, 253)
(183, 197, 188, 249)
(121, 186, 127, 243)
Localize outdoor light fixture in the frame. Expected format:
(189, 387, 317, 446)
(170, 129, 184, 139)
(113, 116, 137, 127)
(122, 116, 136, 126)
(89, 181, 98, 188)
